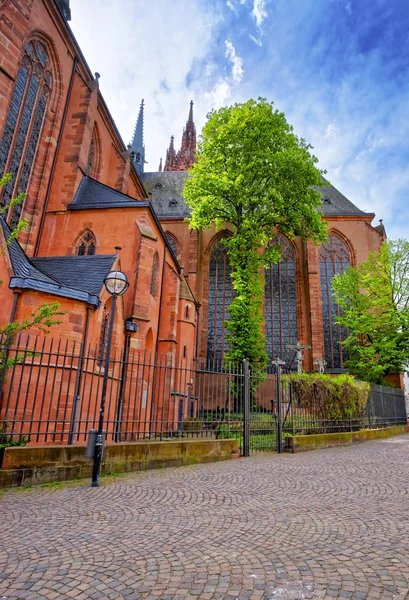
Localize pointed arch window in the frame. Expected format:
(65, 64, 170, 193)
(150, 251, 160, 296)
(207, 239, 233, 364)
(76, 231, 96, 256)
(0, 40, 53, 229)
(319, 234, 351, 369)
(86, 137, 95, 176)
(165, 233, 178, 257)
(264, 236, 298, 362)
(85, 124, 100, 179)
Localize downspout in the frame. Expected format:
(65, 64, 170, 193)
(149, 247, 167, 436)
(0, 291, 20, 408)
(68, 305, 91, 444)
(34, 56, 79, 257)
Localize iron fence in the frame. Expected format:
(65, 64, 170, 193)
(0, 336, 245, 446)
(0, 335, 407, 454)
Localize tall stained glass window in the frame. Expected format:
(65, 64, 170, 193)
(319, 234, 351, 369)
(0, 40, 53, 228)
(264, 236, 298, 362)
(207, 239, 233, 364)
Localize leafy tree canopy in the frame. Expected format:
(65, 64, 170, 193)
(333, 239, 409, 384)
(184, 98, 328, 368)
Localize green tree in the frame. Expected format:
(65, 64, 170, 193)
(0, 173, 63, 377)
(184, 98, 327, 369)
(332, 239, 409, 384)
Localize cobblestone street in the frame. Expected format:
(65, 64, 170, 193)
(1, 435, 409, 600)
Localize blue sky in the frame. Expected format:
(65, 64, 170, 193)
(70, 0, 409, 239)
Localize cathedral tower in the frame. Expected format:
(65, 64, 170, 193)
(164, 101, 196, 171)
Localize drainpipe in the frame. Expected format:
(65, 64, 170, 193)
(34, 56, 79, 257)
(149, 248, 167, 436)
(68, 305, 91, 444)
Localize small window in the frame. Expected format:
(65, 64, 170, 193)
(76, 231, 96, 256)
(185, 305, 189, 319)
(150, 251, 160, 296)
(323, 197, 331, 205)
(86, 137, 95, 176)
(165, 233, 178, 257)
(183, 344, 187, 359)
(155, 182, 163, 189)
(169, 199, 177, 207)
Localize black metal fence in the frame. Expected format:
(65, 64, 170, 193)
(0, 336, 407, 454)
(0, 336, 245, 446)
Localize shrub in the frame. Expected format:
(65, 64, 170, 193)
(282, 373, 370, 421)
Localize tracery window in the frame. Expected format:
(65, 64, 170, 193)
(207, 239, 233, 364)
(165, 233, 178, 257)
(319, 234, 351, 369)
(0, 40, 53, 229)
(150, 251, 159, 296)
(264, 236, 298, 362)
(86, 137, 95, 176)
(76, 231, 96, 256)
(98, 300, 111, 366)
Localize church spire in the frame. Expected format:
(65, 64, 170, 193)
(131, 99, 145, 177)
(164, 135, 177, 171)
(158, 157, 163, 172)
(177, 100, 196, 170)
(163, 101, 197, 172)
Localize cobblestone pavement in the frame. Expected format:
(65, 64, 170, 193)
(2, 436, 409, 600)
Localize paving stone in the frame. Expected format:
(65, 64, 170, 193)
(2, 435, 409, 599)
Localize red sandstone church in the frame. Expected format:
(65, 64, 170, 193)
(0, 0, 385, 379)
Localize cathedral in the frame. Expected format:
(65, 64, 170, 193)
(0, 0, 385, 381)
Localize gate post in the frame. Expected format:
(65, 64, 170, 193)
(243, 359, 250, 457)
(272, 359, 285, 454)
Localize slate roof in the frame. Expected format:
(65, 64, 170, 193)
(316, 179, 372, 217)
(0, 217, 113, 306)
(142, 171, 373, 219)
(69, 176, 150, 211)
(142, 171, 191, 218)
(31, 255, 116, 297)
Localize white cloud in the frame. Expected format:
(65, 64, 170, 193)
(252, 0, 267, 28)
(225, 40, 244, 83)
(249, 34, 263, 46)
(205, 79, 232, 108)
(324, 122, 340, 138)
(226, 0, 236, 12)
(345, 2, 352, 15)
(70, 0, 220, 169)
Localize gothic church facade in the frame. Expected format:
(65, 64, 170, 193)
(0, 0, 385, 378)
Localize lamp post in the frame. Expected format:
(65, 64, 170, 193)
(91, 270, 129, 487)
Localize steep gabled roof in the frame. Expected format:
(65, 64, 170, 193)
(142, 171, 373, 219)
(142, 171, 190, 218)
(0, 217, 114, 306)
(69, 176, 150, 211)
(31, 255, 116, 297)
(316, 179, 373, 217)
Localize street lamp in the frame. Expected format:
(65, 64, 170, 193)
(91, 270, 129, 487)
